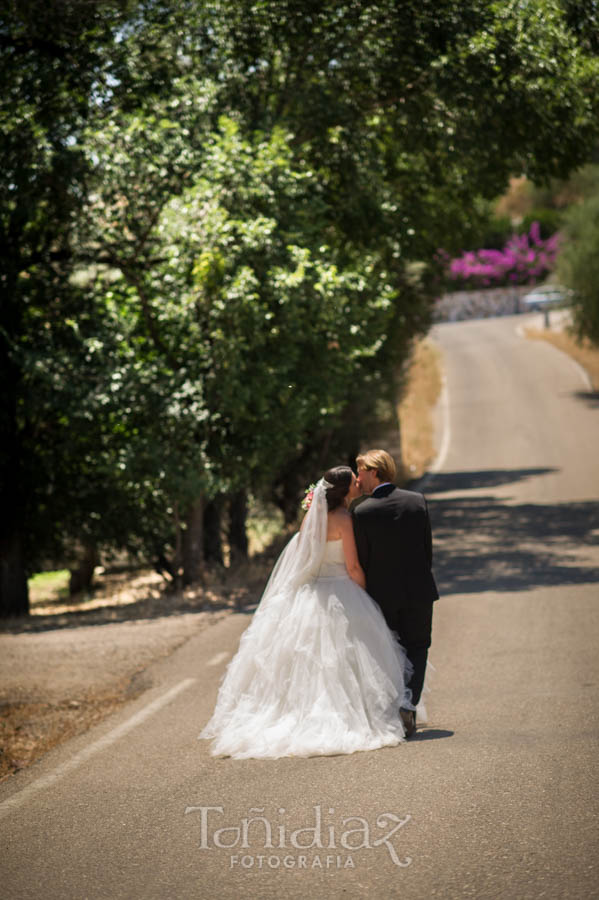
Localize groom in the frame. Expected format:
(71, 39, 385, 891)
(352, 449, 439, 736)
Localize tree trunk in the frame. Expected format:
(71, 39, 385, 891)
(69, 542, 98, 596)
(0, 323, 29, 616)
(228, 490, 248, 563)
(279, 476, 302, 525)
(172, 502, 183, 590)
(0, 532, 29, 617)
(203, 497, 223, 566)
(182, 495, 204, 585)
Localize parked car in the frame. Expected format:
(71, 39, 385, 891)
(522, 284, 572, 312)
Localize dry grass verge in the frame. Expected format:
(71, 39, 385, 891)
(525, 327, 599, 390)
(397, 338, 443, 482)
(0, 691, 137, 781)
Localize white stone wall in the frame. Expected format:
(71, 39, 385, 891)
(433, 285, 532, 322)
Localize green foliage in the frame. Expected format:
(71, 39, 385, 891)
(519, 209, 564, 239)
(82, 114, 410, 505)
(556, 193, 599, 345)
(452, 198, 515, 251)
(0, 1, 132, 608)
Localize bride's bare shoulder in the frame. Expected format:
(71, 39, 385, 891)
(327, 508, 351, 540)
(328, 507, 350, 522)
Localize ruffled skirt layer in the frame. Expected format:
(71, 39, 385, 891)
(200, 574, 413, 759)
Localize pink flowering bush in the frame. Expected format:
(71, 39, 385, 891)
(440, 223, 561, 290)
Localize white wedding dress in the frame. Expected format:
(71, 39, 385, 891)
(200, 530, 414, 759)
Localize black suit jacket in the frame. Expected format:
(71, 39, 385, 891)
(352, 485, 439, 621)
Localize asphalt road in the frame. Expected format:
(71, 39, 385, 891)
(2, 314, 598, 899)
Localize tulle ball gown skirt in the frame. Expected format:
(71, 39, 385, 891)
(200, 570, 413, 759)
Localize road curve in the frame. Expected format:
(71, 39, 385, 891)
(1, 314, 598, 899)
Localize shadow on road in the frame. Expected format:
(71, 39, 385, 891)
(426, 471, 599, 595)
(421, 467, 558, 494)
(573, 390, 599, 409)
(411, 729, 454, 742)
(1, 586, 257, 635)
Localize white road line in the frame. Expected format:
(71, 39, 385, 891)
(418, 376, 451, 492)
(0, 678, 196, 820)
(206, 651, 230, 667)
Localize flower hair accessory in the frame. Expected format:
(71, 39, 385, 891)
(301, 483, 317, 512)
(301, 478, 333, 512)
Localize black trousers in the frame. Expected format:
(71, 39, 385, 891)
(404, 645, 429, 708)
(379, 599, 433, 708)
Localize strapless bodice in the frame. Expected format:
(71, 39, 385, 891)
(318, 539, 347, 577)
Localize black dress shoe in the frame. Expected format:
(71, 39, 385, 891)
(400, 707, 416, 738)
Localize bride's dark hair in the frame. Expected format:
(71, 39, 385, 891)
(323, 466, 353, 511)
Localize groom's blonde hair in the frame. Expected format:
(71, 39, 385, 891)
(355, 449, 397, 483)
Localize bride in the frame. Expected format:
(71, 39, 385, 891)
(200, 466, 415, 759)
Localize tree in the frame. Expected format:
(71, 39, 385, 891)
(556, 191, 599, 345)
(0, 0, 130, 614)
(81, 112, 408, 567)
(2, 0, 599, 616)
